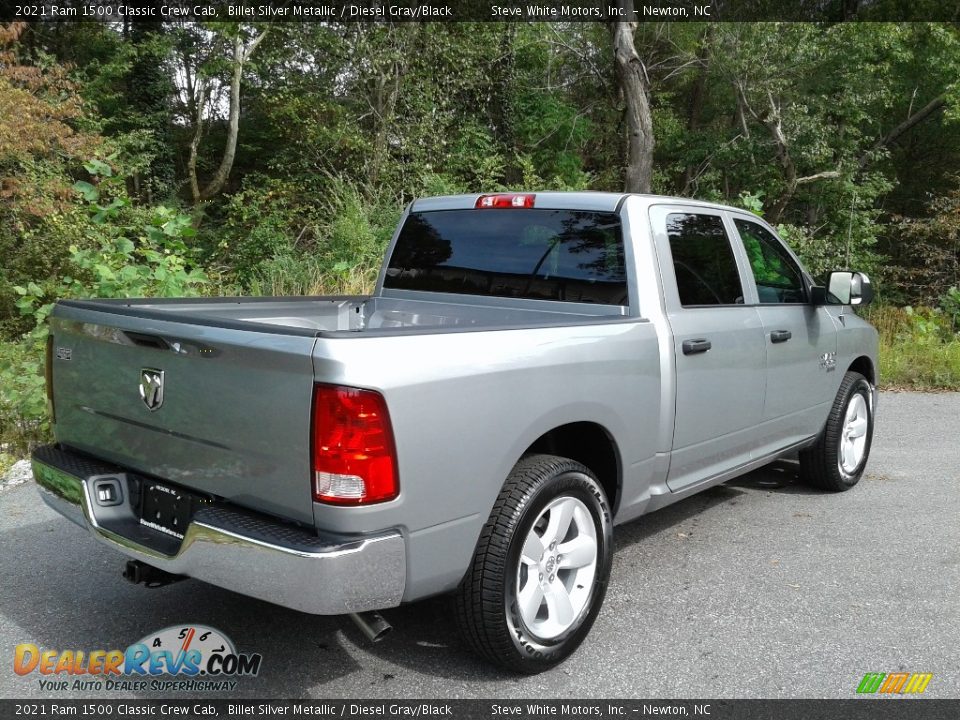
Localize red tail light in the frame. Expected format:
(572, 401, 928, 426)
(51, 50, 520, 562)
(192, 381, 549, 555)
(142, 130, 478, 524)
(311, 384, 399, 505)
(475, 193, 536, 209)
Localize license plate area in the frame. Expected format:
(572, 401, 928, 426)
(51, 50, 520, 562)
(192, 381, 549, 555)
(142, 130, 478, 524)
(139, 481, 210, 540)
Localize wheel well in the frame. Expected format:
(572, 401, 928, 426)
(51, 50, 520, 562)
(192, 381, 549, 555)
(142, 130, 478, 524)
(848, 355, 875, 385)
(524, 422, 621, 514)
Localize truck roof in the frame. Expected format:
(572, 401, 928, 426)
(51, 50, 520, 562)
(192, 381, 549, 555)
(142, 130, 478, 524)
(410, 192, 750, 215)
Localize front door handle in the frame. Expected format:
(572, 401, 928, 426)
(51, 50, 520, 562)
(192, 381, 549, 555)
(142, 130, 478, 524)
(682, 338, 712, 355)
(770, 330, 792, 343)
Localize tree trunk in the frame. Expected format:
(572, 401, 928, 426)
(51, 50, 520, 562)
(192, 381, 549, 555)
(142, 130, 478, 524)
(681, 28, 713, 193)
(187, 80, 207, 205)
(368, 26, 410, 187)
(188, 27, 268, 204)
(610, 1, 654, 194)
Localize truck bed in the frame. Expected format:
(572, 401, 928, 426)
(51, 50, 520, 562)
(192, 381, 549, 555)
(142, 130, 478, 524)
(58, 294, 627, 337)
(48, 293, 635, 529)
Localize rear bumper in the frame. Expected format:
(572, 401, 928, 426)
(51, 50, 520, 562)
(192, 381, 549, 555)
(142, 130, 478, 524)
(31, 444, 405, 615)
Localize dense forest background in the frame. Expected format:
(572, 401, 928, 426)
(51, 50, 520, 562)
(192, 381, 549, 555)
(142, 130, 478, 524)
(1, 18, 960, 459)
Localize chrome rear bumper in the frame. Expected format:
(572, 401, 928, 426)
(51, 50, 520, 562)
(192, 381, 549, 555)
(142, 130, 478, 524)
(31, 444, 405, 615)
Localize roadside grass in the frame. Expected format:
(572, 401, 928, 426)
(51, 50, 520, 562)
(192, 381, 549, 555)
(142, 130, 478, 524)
(0, 450, 14, 478)
(864, 305, 960, 390)
(247, 255, 378, 297)
(881, 338, 960, 390)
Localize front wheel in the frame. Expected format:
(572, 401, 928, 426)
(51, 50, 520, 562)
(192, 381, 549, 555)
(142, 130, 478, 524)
(454, 454, 613, 673)
(799, 370, 874, 491)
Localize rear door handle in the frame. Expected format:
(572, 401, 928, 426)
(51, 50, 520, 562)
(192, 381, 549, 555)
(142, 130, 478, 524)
(682, 338, 712, 355)
(770, 330, 792, 343)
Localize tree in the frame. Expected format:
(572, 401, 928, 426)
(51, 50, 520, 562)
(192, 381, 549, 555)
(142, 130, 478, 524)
(180, 23, 269, 204)
(124, 16, 177, 202)
(610, 0, 654, 193)
(0, 22, 104, 339)
(888, 181, 960, 303)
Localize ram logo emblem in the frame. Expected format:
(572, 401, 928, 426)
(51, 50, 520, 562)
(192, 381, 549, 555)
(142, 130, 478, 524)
(139, 368, 165, 411)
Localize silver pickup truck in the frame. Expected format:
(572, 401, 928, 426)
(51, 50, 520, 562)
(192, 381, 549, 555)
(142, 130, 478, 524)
(32, 192, 877, 673)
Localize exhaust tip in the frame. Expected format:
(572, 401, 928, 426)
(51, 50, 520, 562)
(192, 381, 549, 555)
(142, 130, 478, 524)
(349, 611, 393, 643)
(122, 560, 186, 588)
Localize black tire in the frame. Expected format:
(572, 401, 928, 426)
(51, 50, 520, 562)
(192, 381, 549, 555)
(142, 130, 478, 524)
(454, 454, 613, 674)
(799, 371, 874, 491)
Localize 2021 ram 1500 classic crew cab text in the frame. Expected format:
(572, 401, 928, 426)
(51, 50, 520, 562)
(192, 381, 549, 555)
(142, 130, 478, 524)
(32, 192, 878, 673)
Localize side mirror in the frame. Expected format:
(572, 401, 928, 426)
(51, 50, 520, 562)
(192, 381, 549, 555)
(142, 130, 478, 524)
(812, 271, 874, 306)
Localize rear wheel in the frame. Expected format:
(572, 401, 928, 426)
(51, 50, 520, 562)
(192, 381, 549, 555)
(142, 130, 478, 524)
(799, 371, 874, 491)
(454, 454, 612, 673)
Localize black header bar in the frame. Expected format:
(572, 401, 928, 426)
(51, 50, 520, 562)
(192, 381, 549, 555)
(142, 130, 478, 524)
(3, 0, 960, 23)
(2, 699, 960, 719)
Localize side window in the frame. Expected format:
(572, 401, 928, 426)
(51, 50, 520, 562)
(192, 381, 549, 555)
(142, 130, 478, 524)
(734, 219, 807, 304)
(666, 213, 744, 306)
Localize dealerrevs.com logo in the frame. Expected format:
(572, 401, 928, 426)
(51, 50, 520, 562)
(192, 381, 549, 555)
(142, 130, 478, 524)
(14, 625, 262, 692)
(856, 672, 933, 695)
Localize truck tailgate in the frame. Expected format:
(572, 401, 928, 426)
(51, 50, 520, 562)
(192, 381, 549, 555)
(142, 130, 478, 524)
(49, 304, 318, 525)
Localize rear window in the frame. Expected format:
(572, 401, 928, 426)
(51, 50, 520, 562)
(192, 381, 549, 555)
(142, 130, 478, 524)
(666, 213, 744, 306)
(384, 209, 627, 305)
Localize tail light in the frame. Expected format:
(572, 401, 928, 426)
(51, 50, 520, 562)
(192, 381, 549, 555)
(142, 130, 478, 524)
(44, 334, 55, 423)
(311, 384, 398, 505)
(475, 193, 536, 209)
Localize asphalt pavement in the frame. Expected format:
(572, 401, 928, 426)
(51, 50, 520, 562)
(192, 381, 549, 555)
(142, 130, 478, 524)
(1, 392, 957, 699)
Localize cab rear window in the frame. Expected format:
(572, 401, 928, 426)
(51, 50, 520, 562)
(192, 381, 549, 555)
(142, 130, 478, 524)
(384, 209, 627, 305)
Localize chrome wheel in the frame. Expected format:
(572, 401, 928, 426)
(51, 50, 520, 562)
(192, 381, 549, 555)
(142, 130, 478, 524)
(516, 496, 598, 640)
(839, 393, 869, 475)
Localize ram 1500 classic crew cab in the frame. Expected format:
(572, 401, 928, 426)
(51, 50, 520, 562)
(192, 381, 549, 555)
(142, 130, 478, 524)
(32, 192, 878, 673)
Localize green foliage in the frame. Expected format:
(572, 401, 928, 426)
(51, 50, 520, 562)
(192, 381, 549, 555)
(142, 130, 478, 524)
(248, 255, 377, 298)
(217, 177, 301, 283)
(941, 287, 960, 333)
(0, 163, 214, 452)
(37, 166, 212, 304)
(884, 180, 960, 305)
(0, 25, 105, 341)
(865, 304, 960, 390)
(776, 223, 834, 279)
(0, 450, 14, 477)
(734, 192, 765, 216)
(441, 121, 507, 190)
(0, 340, 49, 454)
(15, 166, 212, 319)
(240, 177, 401, 297)
(216, 174, 401, 293)
(317, 178, 399, 269)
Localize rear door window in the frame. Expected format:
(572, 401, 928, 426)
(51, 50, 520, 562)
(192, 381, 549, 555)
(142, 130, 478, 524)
(384, 209, 627, 305)
(666, 213, 745, 306)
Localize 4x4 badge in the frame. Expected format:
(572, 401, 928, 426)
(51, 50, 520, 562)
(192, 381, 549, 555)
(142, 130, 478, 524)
(139, 368, 165, 411)
(819, 352, 837, 371)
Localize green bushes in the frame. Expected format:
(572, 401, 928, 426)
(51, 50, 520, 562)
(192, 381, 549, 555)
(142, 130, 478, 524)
(0, 165, 216, 454)
(0, 340, 49, 454)
(223, 177, 402, 297)
(15, 163, 215, 314)
(216, 177, 303, 285)
(0, 169, 408, 453)
(865, 297, 960, 390)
